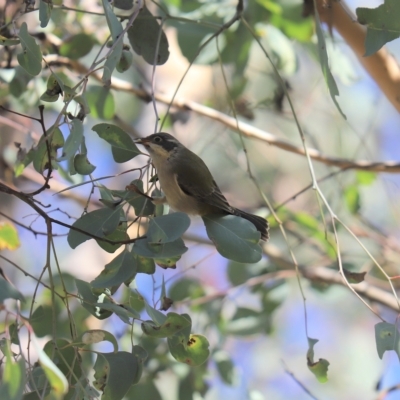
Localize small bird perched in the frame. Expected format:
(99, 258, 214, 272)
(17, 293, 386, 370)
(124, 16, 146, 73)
(136, 133, 269, 241)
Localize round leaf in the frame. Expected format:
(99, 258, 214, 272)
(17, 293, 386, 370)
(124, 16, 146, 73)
(202, 215, 262, 263)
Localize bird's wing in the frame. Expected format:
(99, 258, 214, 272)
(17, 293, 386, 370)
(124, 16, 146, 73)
(176, 175, 233, 214)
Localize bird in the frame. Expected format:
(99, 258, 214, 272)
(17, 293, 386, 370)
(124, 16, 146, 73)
(136, 133, 269, 241)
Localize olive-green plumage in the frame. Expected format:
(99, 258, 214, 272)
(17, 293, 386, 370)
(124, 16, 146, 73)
(137, 133, 269, 240)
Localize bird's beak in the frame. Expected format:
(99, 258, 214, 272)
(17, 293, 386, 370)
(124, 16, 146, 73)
(135, 137, 150, 146)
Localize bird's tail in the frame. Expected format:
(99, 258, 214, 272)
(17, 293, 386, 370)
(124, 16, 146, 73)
(233, 208, 269, 241)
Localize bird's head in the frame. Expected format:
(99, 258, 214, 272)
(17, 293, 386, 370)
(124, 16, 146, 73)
(136, 133, 182, 159)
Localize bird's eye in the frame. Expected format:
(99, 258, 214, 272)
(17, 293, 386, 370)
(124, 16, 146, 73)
(153, 136, 162, 143)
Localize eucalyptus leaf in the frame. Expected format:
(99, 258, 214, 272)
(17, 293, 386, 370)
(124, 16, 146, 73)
(102, 0, 124, 85)
(17, 23, 42, 76)
(356, 0, 400, 56)
(86, 86, 115, 120)
(75, 279, 113, 320)
(93, 352, 138, 400)
(148, 212, 190, 243)
(33, 126, 64, 173)
(0, 276, 24, 303)
(0, 340, 26, 400)
(132, 237, 188, 259)
(92, 123, 140, 162)
(112, 180, 155, 216)
(202, 214, 262, 263)
(74, 154, 96, 175)
(168, 334, 210, 366)
(375, 322, 400, 360)
(9, 66, 33, 98)
(91, 249, 137, 289)
(76, 329, 118, 352)
(314, 10, 345, 119)
(57, 119, 83, 162)
(128, 6, 169, 65)
(142, 312, 191, 338)
(39, 0, 52, 28)
(97, 221, 129, 254)
(307, 337, 329, 383)
(67, 207, 122, 249)
(59, 33, 94, 60)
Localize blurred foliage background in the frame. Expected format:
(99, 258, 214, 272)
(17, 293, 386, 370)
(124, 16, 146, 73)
(1, 0, 400, 399)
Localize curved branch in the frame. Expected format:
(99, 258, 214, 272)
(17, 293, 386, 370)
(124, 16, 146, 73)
(183, 234, 399, 312)
(4, 53, 396, 173)
(42, 55, 400, 173)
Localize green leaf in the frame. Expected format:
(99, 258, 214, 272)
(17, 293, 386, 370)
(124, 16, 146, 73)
(356, 0, 400, 56)
(126, 380, 161, 400)
(73, 329, 118, 352)
(132, 237, 188, 259)
(43, 339, 82, 386)
(314, 10, 345, 119)
(142, 312, 191, 338)
(9, 66, 33, 97)
(74, 154, 96, 175)
(214, 350, 236, 385)
(86, 86, 115, 120)
(40, 73, 63, 102)
(148, 213, 191, 243)
(144, 302, 167, 325)
(127, 6, 169, 65)
(307, 337, 329, 383)
(30, 306, 51, 337)
(375, 322, 400, 360)
(67, 207, 122, 249)
(227, 260, 267, 286)
(168, 334, 210, 366)
(269, 3, 313, 42)
(113, 180, 155, 216)
(75, 279, 113, 320)
(168, 278, 204, 301)
(202, 215, 262, 263)
(0, 222, 20, 250)
(224, 307, 270, 336)
(0, 276, 24, 303)
(136, 255, 156, 274)
(102, 0, 124, 85)
(39, 0, 53, 28)
(59, 33, 94, 59)
(33, 126, 64, 173)
(17, 23, 42, 76)
(132, 345, 147, 385)
(93, 352, 139, 400)
(57, 119, 83, 162)
(116, 49, 133, 72)
(91, 249, 137, 289)
(171, 21, 216, 63)
(93, 302, 139, 323)
(92, 123, 140, 162)
(344, 186, 360, 214)
(356, 171, 376, 185)
(97, 221, 129, 254)
(0, 339, 26, 400)
(155, 255, 181, 269)
(30, 334, 69, 399)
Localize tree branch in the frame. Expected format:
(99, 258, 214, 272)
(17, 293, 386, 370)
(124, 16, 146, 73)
(3, 53, 399, 172)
